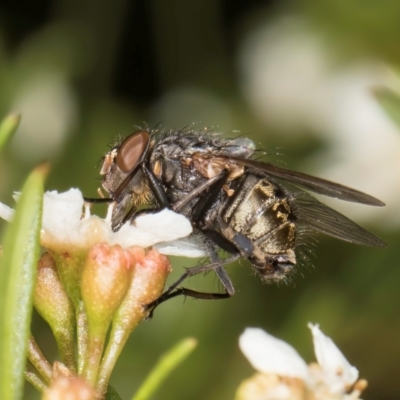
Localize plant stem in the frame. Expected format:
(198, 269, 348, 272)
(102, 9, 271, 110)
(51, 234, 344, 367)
(76, 301, 89, 375)
(26, 336, 52, 384)
(25, 366, 47, 392)
(54, 327, 77, 373)
(83, 335, 105, 386)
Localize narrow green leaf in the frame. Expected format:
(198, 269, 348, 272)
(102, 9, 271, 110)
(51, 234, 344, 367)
(106, 385, 123, 400)
(131, 338, 197, 400)
(0, 164, 49, 400)
(0, 113, 21, 152)
(375, 88, 400, 128)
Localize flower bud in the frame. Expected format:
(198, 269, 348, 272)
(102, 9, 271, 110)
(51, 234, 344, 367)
(81, 244, 133, 335)
(48, 248, 88, 307)
(96, 248, 171, 394)
(33, 253, 76, 371)
(113, 247, 171, 333)
(81, 244, 134, 385)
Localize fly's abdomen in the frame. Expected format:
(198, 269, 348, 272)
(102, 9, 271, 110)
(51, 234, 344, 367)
(223, 174, 297, 281)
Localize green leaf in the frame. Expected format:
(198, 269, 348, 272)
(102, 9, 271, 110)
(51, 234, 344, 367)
(375, 88, 400, 128)
(0, 164, 49, 400)
(0, 114, 21, 152)
(106, 385, 123, 400)
(131, 338, 198, 400)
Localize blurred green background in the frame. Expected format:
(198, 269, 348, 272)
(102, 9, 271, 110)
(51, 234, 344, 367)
(0, 0, 399, 399)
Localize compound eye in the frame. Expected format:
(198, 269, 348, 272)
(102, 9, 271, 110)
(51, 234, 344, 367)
(116, 131, 149, 173)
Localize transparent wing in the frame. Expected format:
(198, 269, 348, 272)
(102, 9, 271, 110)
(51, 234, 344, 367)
(229, 158, 385, 207)
(294, 192, 386, 247)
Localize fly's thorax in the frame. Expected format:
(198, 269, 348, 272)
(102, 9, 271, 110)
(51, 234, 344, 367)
(148, 131, 257, 211)
(151, 154, 210, 208)
(151, 157, 183, 186)
(150, 130, 255, 159)
(190, 154, 246, 180)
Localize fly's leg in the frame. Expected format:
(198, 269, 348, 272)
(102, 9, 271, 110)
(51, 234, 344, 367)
(83, 197, 113, 204)
(144, 171, 241, 315)
(111, 163, 173, 230)
(112, 206, 165, 231)
(141, 164, 170, 208)
(84, 161, 171, 228)
(144, 253, 239, 316)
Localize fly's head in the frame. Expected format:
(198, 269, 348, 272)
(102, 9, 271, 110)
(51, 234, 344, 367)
(100, 131, 151, 199)
(100, 131, 154, 230)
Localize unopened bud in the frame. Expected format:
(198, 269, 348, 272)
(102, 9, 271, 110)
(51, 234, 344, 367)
(112, 247, 171, 334)
(96, 248, 171, 394)
(34, 253, 76, 371)
(122, 247, 171, 318)
(81, 244, 133, 336)
(81, 244, 134, 385)
(49, 248, 88, 307)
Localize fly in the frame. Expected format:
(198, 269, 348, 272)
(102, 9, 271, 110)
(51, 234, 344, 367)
(85, 127, 386, 313)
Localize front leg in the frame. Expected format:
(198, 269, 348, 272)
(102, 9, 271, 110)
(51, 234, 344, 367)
(113, 163, 172, 230)
(141, 164, 171, 209)
(83, 197, 113, 204)
(112, 206, 163, 231)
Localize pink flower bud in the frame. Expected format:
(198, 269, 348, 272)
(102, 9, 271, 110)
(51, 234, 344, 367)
(96, 248, 171, 394)
(81, 244, 134, 332)
(81, 244, 134, 385)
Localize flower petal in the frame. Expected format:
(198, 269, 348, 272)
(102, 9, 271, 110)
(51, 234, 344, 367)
(42, 188, 84, 241)
(39, 188, 195, 249)
(239, 328, 309, 381)
(308, 323, 359, 394)
(154, 238, 205, 257)
(113, 209, 193, 248)
(0, 201, 15, 222)
(7, 188, 201, 253)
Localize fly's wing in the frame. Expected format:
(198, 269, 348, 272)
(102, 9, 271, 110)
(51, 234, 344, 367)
(229, 158, 385, 207)
(294, 192, 386, 247)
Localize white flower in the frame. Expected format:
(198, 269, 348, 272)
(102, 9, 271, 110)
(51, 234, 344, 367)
(0, 188, 204, 257)
(238, 325, 365, 400)
(309, 323, 359, 394)
(239, 328, 309, 381)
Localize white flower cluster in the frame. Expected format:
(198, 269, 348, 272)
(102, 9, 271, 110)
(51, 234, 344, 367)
(0, 188, 203, 257)
(238, 324, 366, 400)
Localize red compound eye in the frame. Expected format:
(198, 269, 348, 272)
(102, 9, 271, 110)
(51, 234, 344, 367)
(116, 131, 149, 173)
